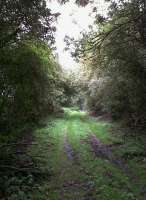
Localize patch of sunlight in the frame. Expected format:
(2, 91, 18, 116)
(63, 107, 88, 120)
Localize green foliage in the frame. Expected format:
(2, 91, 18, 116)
(0, 40, 64, 131)
(60, 72, 84, 108)
(0, 0, 58, 48)
(73, 0, 146, 127)
(1, 109, 146, 199)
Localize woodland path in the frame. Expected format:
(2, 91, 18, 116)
(25, 108, 146, 200)
(2, 108, 146, 200)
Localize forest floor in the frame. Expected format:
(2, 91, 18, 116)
(1, 108, 146, 200)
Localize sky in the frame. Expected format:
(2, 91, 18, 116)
(47, 0, 108, 70)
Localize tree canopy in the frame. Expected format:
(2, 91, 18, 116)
(69, 0, 146, 127)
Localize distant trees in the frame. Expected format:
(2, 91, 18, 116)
(72, 0, 146, 127)
(59, 72, 82, 107)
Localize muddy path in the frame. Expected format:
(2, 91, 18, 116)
(2, 108, 146, 200)
(40, 111, 146, 200)
(58, 129, 96, 200)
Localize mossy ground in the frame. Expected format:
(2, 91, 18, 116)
(1, 108, 146, 200)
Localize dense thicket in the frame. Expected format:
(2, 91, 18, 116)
(0, 0, 91, 133)
(0, 0, 68, 132)
(0, 40, 65, 131)
(72, 0, 146, 127)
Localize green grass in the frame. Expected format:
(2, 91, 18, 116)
(1, 108, 146, 199)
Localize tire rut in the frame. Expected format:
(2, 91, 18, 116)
(88, 133, 146, 196)
(59, 132, 95, 200)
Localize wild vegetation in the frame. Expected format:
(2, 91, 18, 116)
(1, 108, 146, 199)
(69, 0, 146, 128)
(0, 0, 146, 199)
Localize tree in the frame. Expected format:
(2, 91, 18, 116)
(0, 40, 63, 131)
(71, 0, 146, 127)
(0, 0, 59, 48)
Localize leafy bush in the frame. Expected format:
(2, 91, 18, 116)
(0, 40, 63, 131)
